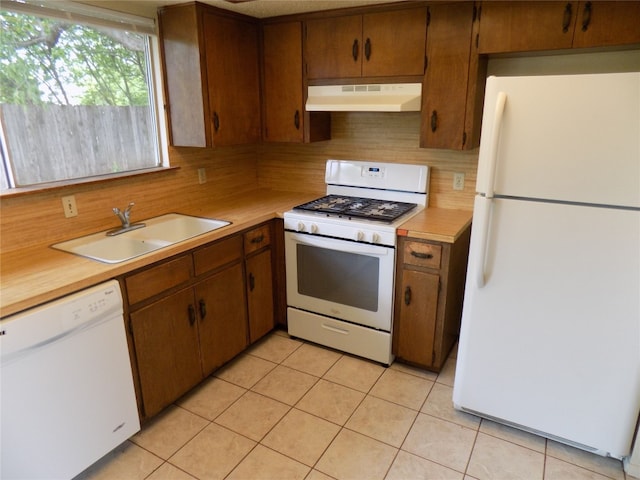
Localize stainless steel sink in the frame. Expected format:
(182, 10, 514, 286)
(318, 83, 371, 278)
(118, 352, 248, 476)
(52, 213, 231, 263)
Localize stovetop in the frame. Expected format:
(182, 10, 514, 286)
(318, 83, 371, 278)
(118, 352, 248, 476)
(293, 195, 417, 223)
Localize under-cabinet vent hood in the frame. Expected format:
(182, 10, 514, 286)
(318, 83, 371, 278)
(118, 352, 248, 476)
(305, 83, 422, 112)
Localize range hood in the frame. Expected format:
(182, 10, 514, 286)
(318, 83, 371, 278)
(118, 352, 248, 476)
(305, 83, 422, 112)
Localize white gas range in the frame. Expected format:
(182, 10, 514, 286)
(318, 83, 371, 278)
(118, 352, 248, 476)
(284, 160, 429, 365)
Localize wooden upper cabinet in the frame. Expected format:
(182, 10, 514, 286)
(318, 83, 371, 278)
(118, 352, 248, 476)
(361, 9, 428, 78)
(421, 2, 481, 150)
(203, 12, 261, 146)
(262, 21, 304, 143)
(305, 7, 427, 80)
(572, 1, 640, 48)
(158, 3, 260, 147)
(478, 1, 640, 54)
(478, 2, 576, 53)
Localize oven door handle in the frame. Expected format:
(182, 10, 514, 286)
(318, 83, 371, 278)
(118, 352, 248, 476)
(290, 234, 391, 256)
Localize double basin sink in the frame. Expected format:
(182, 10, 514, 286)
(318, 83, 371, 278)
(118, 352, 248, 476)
(52, 213, 230, 263)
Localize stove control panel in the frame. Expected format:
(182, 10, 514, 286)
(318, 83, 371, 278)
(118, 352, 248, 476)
(284, 213, 397, 247)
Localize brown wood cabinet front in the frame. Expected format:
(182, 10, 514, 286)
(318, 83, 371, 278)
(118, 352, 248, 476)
(130, 288, 203, 418)
(263, 21, 305, 143)
(159, 4, 260, 147)
(478, 1, 640, 54)
(195, 263, 248, 375)
(395, 269, 440, 367)
(393, 227, 471, 372)
(305, 8, 427, 80)
(244, 224, 275, 343)
(421, 2, 485, 151)
(203, 11, 261, 146)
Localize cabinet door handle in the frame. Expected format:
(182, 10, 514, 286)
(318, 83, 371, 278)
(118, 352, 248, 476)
(581, 1, 592, 32)
(430, 110, 438, 133)
(294, 110, 300, 130)
(213, 111, 220, 132)
(411, 250, 433, 260)
(199, 299, 207, 320)
(188, 304, 196, 326)
(250, 234, 264, 244)
(352, 38, 359, 61)
(364, 37, 371, 61)
(404, 286, 412, 306)
(249, 272, 255, 292)
(562, 2, 573, 33)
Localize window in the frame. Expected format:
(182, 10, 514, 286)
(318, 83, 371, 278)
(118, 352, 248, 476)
(0, 1, 163, 192)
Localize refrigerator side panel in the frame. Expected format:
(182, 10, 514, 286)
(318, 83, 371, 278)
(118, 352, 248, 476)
(454, 197, 640, 458)
(477, 73, 640, 208)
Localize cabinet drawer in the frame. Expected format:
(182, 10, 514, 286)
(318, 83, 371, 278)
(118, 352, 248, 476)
(244, 224, 271, 255)
(194, 235, 243, 276)
(126, 254, 193, 305)
(403, 241, 442, 269)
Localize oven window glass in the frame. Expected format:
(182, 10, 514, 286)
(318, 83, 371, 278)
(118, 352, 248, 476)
(297, 244, 379, 311)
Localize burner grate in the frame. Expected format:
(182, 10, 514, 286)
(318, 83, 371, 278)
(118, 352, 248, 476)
(294, 195, 417, 223)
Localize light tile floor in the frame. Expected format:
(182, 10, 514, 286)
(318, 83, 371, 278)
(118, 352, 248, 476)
(76, 330, 630, 480)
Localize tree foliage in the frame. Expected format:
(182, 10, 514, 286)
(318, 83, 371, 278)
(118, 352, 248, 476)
(0, 11, 150, 106)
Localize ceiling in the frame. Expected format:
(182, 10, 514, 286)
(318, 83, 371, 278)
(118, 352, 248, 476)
(87, 0, 408, 19)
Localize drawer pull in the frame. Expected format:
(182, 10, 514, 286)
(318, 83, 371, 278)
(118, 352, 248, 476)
(199, 299, 207, 319)
(250, 234, 264, 244)
(411, 251, 433, 260)
(249, 272, 255, 292)
(581, 1, 592, 32)
(404, 286, 412, 306)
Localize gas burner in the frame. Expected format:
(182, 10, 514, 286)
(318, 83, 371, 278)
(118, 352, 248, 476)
(294, 195, 417, 223)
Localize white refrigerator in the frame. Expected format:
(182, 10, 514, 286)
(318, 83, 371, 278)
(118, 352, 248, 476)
(453, 72, 640, 460)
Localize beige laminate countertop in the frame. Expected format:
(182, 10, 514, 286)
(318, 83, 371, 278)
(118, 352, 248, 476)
(0, 190, 472, 318)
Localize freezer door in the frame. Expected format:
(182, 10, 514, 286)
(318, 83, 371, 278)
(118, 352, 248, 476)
(454, 196, 640, 458)
(476, 72, 640, 209)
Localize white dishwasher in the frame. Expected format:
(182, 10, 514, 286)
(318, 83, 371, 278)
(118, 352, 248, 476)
(1, 280, 140, 480)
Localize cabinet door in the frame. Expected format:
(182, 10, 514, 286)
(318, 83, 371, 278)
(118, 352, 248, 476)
(362, 8, 427, 78)
(263, 22, 304, 142)
(158, 4, 209, 147)
(395, 270, 440, 367)
(246, 249, 275, 343)
(195, 263, 248, 375)
(572, 1, 640, 48)
(421, 3, 475, 150)
(305, 15, 363, 80)
(130, 288, 202, 418)
(478, 2, 577, 53)
(203, 12, 261, 145)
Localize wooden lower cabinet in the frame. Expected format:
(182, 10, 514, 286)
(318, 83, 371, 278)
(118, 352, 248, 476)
(246, 249, 274, 343)
(196, 263, 248, 375)
(130, 288, 203, 418)
(393, 226, 471, 371)
(125, 221, 278, 420)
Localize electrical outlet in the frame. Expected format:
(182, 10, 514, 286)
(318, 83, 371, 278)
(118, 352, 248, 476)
(453, 172, 465, 191)
(198, 168, 207, 184)
(62, 195, 78, 218)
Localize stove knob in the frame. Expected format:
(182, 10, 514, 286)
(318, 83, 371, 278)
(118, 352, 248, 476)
(310, 223, 319, 234)
(356, 231, 365, 242)
(297, 221, 306, 232)
(372, 233, 381, 244)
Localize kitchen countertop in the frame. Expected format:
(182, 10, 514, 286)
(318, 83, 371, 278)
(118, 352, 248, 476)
(0, 190, 472, 317)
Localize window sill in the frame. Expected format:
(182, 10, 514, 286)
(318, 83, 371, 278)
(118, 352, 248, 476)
(0, 166, 180, 199)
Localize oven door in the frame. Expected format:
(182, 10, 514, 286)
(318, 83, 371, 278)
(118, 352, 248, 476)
(285, 231, 395, 331)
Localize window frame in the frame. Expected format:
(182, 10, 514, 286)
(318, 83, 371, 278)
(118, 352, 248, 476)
(0, 0, 170, 196)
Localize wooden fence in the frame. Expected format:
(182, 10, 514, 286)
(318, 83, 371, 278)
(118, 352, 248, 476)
(1, 104, 158, 186)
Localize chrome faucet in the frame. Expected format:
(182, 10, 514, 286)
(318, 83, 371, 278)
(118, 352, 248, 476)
(113, 202, 136, 228)
(108, 202, 145, 235)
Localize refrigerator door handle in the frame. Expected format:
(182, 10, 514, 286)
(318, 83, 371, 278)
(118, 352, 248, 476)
(485, 92, 507, 199)
(475, 196, 492, 288)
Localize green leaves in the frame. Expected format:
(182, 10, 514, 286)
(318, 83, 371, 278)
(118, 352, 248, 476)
(0, 11, 149, 106)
